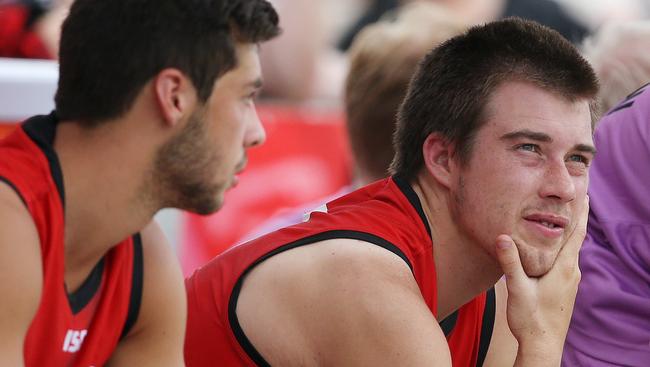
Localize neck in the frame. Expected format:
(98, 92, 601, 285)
(54, 120, 158, 290)
(411, 173, 502, 320)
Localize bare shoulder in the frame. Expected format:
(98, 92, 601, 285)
(237, 237, 452, 366)
(108, 220, 185, 366)
(483, 277, 518, 367)
(0, 181, 43, 365)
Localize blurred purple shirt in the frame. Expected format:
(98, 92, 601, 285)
(563, 84, 650, 366)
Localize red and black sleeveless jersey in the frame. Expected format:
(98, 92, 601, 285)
(0, 113, 143, 366)
(185, 177, 495, 367)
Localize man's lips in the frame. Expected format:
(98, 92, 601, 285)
(230, 157, 248, 189)
(234, 157, 248, 174)
(524, 213, 569, 229)
(523, 212, 569, 239)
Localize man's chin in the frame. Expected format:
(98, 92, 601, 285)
(189, 198, 224, 216)
(522, 263, 551, 278)
(181, 187, 225, 215)
(228, 174, 240, 189)
(512, 235, 561, 276)
(519, 251, 556, 278)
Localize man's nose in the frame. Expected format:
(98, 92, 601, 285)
(539, 160, 576, 203)
(245, 107, 266, 148)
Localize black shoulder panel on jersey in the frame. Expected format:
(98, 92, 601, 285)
(22, 112, 65, 209)
(393, 175, 432, 238)
(121, 233, 144, 340)
(440, 310, 459, 336)
(476, 286, 496, 367)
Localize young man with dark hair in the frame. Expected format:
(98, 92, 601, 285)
(185, 18, 596, 366)
(0, 0, 279, 365)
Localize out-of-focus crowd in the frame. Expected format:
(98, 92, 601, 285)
(2, 0, 650, 105)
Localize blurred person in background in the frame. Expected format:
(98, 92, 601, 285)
(562, 83, 650, 367)
(554, 0, 649, 32)
(239, 1, 467, 241)
(581, 21, 650, 114)
(0, 0, 72, 59)
(344, 2, 466, 186)
(339, 0, 589, 49)
(257, 0, 349, 103)
(0, 0, 278, 365)
(184, 18, 596, 366)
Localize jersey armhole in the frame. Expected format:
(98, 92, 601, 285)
(228, 230, 414, 367)
(476, 286, 496, 367)
(120, 233, 144, 340)
(440, 310, 458, 336)
(0, 176, 28, 207)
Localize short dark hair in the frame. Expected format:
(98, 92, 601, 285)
(55, 0, 280, 126)
(390, 17, 599, 180)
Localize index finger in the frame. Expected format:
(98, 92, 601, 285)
(494, 234, 528, 289)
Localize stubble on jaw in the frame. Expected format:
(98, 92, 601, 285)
(149, 110, 226, 215)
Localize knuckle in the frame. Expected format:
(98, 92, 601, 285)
(502, 257, 517, 267)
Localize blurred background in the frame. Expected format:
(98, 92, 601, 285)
(2, 0, 649, 276)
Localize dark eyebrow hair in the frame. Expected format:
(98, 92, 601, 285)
(574, 144, 597, 155)
(500, 129, 597, 155)
(500, 129, 552, 142)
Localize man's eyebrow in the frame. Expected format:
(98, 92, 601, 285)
(574, 144, 597, 155)
(500, 129, 597, 155)
(500, 129, 552, 142)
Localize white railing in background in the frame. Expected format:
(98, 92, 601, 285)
(0, 57, 58, 121)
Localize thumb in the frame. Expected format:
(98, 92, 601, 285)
(495, 234, 527, 289)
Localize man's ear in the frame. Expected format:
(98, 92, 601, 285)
(153, 68, 197, 127)
(422, 133, 455, 189)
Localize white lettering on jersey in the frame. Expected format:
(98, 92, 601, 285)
(62, 329, 88, 353)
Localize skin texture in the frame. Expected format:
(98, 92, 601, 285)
(0, 42, 265, 366)
(449, 81, 593, 277)
(107, 221, 186, 366)
(153, 43, 265, 215)
(0, 183, 42, 367)
(236, 80, 592, 366)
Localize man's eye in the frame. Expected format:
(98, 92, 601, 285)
(568, 154, 590, 166)
(517, 143, 539, 153)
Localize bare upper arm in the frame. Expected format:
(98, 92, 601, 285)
(107, 220, 186, 367)
(237, 238, 452, 366)
(0, 181, 42, 366)
(483, 277, 518, 367)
